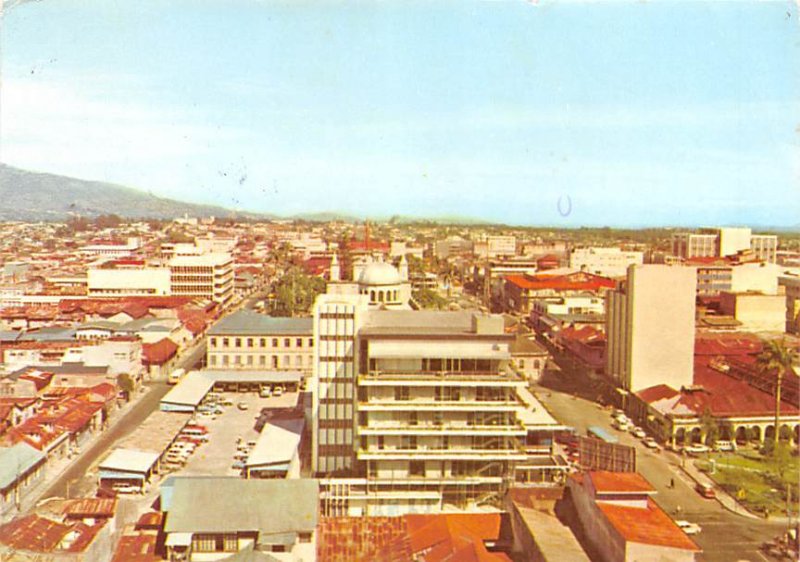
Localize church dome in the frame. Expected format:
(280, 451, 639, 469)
(358, 262, 402, 286)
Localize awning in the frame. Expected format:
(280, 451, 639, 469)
(165, 532, 192, 547)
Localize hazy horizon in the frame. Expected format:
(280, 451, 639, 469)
(1, 0, 798, 228)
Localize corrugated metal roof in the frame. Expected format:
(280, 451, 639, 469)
(164, 478, 319, 535)
(99, 448, 159, 474)
(0, 443, 46, 490)
(208, 310, 312, 336)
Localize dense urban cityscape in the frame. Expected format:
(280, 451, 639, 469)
(0, 218, 796, 561)
(1, 0, 798, 560)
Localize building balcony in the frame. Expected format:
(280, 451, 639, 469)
(356, 448, 528, 461)
(358, 400, 522, 412)
(359, 370, 523, 387)
(357, 424, 526, 436)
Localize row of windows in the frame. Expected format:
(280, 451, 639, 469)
(208, 354, 311, 368)
(210, 336, 313, 349)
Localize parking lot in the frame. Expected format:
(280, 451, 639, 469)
(169, 390, 300, 478)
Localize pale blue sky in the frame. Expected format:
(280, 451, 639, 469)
(1, 0, 798, 226)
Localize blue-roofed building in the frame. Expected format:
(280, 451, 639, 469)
(0, 443, 46, 517)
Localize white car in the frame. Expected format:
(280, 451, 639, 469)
(643, 437, 661, 450)
(631, 427, 646, 439)
(676, 520, 702, 535)
(684, 444, 710, 455)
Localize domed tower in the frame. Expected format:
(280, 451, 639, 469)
(357, 261, 412, 309)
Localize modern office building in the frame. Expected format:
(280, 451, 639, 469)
(672, 227, 778, 263)
(312, 295, 528, 515)
(87, 252, 234, 307)
(606, 265, 696, 393)
(168, 253, 234, 306)
(568, 247, 644, 278)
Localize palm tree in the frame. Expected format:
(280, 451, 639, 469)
(756, 339, 798, 447)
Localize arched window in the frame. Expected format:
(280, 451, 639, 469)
(370, 290, 376, 301)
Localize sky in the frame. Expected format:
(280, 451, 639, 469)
(0, 0, 798, 227)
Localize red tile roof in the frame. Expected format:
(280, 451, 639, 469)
(505, 271, 615, 292)
(597, 498, 701, 552)
(111, 533, 160, 562)
(142, 338, 178, 365)
(589, 471, 656, 494)
(636, 384, 680, 403)
(63, 498, 117, 519)
(0, 515, 69, 551)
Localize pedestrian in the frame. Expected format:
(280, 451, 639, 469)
(675, 504, 682, 515)
(669, 477, 675, 489)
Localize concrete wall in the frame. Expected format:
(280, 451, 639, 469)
(627, 265, 695, 392)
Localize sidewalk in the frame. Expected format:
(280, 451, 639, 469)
(666, 450, 792, 524)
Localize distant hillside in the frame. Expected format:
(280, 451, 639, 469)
(0, 164, 267, 221)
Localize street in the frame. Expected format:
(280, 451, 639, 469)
(34, 338, 207, 505)
(534, 382, 788, 562)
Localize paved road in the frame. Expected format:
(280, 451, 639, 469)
(535, 383, 788, 562)
(40, 381, 172, 500)
(36, 338, 207, 502)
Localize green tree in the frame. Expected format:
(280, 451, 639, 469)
(116, 373, 136, 401)
(700, 407, 720, 446)
(413, 288, 449, 310)
(756, 339, 798, 447)
(271, 268, 326, 316)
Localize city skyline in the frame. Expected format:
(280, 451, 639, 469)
(1, 0, 798, 228)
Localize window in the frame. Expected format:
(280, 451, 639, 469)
(409, 460, 425, 476)
(296, 338, 303, 347)
(394, 387, 410, 401)
(210, 337, 217, 347)
(247, 338, 253, 348)
(284, 338, 291, 347)
(308, 338, 314, 347)
(235, 338, 242, 348)
(260, 338, 266, 347)
(272, 338, 279, 347)
(223, 338, 229, 348)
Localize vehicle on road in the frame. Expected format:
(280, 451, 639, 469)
(259, 385, 272, 398)
(695, 482, 716, 499)
(168, 368, 186, 385)
(113, 485, 141, 494)
(643, 437, 661, 451)
(612, 419, 630, 431)
(273, 385, 284, 397)
(676, 520, 702, 535)
(631, 426, 646, 439)
(237, 402, 249, 411)
(588, 426, 619, 444)
(684, 444, 710, 456)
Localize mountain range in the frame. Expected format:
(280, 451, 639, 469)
(0, 164, 490, 225)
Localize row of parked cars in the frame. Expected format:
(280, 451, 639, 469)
(164, 422, 209, 471)
(231, 437, 256, 472)
(611, 410, 661, 451)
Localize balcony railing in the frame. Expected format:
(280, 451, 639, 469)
(361, 369, 522, 382)
(357, 447, 527, 460)
(357, 423, 526, 435)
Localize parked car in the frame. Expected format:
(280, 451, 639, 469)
(273, 385, 284, 397)
(676, 520, 702, 535)
(631, 426, 646, 439)
(231, 459, 246, 470)
(695, 483, 716, 499)
(237, 402, 249, 411)
(684, 444, 711, 456)
(259, 386, 272, 398)
(643, 437, 661, 451)
(713, 440, 736, 452)
(113, 485, 141, 494)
